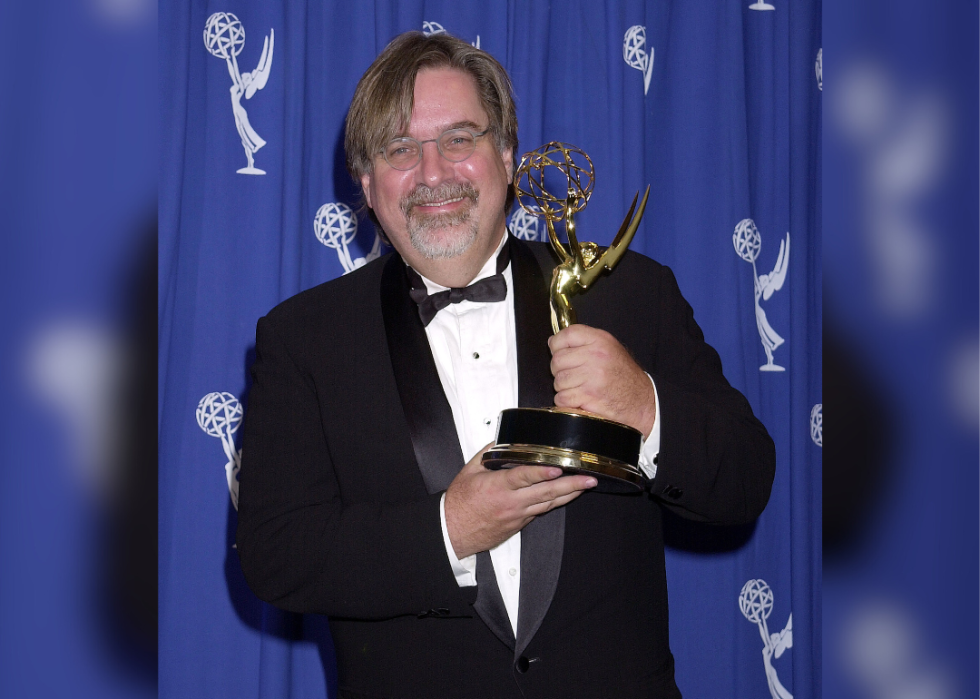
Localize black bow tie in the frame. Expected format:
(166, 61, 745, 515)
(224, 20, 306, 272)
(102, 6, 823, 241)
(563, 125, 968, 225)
(406, 240, 511, 327)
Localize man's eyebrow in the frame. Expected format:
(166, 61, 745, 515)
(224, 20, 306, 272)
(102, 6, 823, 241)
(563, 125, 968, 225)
(446, 120, 484, 131)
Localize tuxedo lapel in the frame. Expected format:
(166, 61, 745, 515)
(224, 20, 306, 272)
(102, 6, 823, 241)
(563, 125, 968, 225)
(380, 252, 521, 653)
(474, 551, 516, 650)
(380, 241, 567, 657)
(509, 238, 567, 658)
(380, 255, 464, 494)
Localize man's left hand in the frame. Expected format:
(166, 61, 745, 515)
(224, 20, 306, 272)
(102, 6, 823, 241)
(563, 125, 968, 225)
(549, 324, 657, 437)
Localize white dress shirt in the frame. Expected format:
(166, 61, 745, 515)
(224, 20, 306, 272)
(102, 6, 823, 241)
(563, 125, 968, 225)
(418, 235, 661, 637)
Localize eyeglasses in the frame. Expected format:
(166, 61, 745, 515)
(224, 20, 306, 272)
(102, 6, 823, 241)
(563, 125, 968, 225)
(380, 127, 491, 171)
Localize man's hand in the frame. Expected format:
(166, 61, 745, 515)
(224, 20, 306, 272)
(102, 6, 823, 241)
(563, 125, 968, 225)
(445, 444, 597, 559)
(549, 324, 657, 436)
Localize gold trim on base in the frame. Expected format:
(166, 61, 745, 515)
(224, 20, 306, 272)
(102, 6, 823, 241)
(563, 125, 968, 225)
(482, 444, 644, 493)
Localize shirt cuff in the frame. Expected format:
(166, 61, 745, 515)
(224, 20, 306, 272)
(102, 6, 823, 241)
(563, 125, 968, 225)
(637, 373, 661, 479)
(439, 492, 477, 587)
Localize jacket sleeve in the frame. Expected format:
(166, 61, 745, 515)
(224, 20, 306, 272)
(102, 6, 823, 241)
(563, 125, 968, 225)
(235, 312, 474, 620)
(646, 266, 776, 525)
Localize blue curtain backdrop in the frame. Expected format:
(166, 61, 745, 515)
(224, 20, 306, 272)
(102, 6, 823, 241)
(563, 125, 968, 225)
(160, 1, 821, 697)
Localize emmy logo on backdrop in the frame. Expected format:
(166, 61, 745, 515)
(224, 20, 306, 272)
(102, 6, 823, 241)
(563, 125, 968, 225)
(196, 391, 243, 510)
(509, 205, 543, 241)
(815, 48, 823, 91)
(740, 579, 794, 699)
(623, 25, 654, 95)
(314, 202, 383, 274)
(749, 0, 776, 10)
(204, 12, 274, 175)
(733, 218, 790, 371)
(422, 20, 480, 49)
(810, 403, 822, 446)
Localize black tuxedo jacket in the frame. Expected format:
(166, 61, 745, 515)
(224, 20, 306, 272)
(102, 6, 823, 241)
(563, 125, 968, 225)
(237, 237, 775, 699)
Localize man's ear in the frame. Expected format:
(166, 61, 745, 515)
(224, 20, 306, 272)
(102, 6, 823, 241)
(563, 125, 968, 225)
(502, 147, 515, 183)
(360, 174, 373, 209)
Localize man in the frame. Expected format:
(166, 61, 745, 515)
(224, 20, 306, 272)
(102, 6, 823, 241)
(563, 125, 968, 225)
(237, 31, 774, 699)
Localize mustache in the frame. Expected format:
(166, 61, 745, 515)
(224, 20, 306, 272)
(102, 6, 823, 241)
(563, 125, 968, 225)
(400, 182, 478, 214)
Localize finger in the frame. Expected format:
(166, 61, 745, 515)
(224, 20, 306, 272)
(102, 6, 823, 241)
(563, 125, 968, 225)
(548, 324, 591, 353)
(525, 488, 587, 516)
(503, 464, 564, 488)
(521, 473, 598, 504)
(549, 345, 591, 375)
(552, 366, 586, 393)
(554, 387, 590, 411)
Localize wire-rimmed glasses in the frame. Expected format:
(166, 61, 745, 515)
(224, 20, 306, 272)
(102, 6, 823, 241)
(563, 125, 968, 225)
(380, 127, 491, 171)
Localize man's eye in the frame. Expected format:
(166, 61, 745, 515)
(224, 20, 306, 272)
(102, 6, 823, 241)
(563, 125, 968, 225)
(389, 145, 415, 157)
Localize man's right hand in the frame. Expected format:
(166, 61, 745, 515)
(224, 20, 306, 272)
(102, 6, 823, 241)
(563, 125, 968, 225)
(444, 444, 597, 559)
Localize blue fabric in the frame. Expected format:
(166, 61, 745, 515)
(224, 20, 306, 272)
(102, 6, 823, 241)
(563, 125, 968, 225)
(159, 2, 820, 696)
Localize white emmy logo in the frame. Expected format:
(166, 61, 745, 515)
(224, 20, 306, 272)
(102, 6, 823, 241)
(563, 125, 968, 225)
(810, 403, 822, 446)
(422, 20, 480, 49)
(509, 205, 542, 241)
(196, 391, 243, 509)
(815, 48, 822, 91)
(422, 20, 445, 35)
(734, 219, 790, 372)
(749, 0, 776, 10)
(740, 579, 793, 699)
(204, 12, 274, 175)
(314, 202, 383, 274)
(623, 25, 654, 95)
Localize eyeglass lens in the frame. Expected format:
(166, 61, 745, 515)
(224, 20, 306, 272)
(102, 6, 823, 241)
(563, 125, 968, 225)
(383, 129, 481, 170)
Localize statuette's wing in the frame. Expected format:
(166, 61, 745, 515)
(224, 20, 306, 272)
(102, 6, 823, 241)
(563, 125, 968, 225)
(761, 232, 789, 300)
(578, 185, 650, 288)
(245, 29, 275, 99)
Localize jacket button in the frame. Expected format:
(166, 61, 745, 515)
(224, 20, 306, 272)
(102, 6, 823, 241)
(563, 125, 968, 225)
(516, 656, 530, 673)
(669, 487, 683, 499)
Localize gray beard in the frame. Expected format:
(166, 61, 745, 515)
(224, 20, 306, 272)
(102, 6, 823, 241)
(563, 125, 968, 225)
(401, 183, 480, 260)
(408, 212, 479, 259)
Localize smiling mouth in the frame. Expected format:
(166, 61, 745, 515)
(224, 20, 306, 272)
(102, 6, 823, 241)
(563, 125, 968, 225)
(416, 197, 466, 208)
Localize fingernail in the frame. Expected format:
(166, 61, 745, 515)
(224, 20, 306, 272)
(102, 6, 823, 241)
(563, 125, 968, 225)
(586, 478, 598, 488)
(548, 468, 563, 478)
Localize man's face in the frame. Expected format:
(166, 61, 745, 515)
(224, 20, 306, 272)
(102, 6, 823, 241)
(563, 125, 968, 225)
(360, 67, 514, 278)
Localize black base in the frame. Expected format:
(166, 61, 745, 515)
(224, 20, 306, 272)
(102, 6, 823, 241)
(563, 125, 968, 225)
(482, 408, 646, 494)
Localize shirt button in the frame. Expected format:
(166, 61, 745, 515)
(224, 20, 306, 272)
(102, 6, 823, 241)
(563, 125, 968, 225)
(472, 352, 480, 359)
(509, 568, 517, 576)
(484, 419, 492, 426)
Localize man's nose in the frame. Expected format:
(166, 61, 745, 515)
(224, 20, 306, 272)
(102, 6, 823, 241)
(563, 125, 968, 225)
(416, 141, 455, 187)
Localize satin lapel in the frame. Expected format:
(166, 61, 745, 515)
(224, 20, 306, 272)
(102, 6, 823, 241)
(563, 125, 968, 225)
(474, 551, 516, 650)
(381, 253, 520, 650)
(509, 238, 566, 658)
(380, 255, 464, 494)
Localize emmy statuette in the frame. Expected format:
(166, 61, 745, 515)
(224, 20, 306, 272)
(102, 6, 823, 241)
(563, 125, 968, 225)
(482, 143, 651, 493)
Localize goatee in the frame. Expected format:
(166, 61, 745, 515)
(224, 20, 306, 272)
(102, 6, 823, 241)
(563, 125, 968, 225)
(400, 182, 480, 260)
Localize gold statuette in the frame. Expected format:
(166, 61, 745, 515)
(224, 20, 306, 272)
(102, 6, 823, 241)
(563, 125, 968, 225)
(483, 143, 652, 493)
